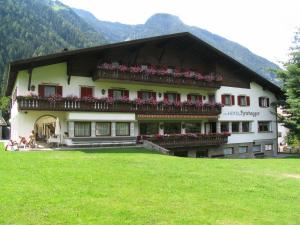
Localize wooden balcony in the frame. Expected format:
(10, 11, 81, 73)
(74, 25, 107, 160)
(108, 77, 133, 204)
(16, 97, 222, 115)
(93, 70, 221, 88)
(144, 133, 229, 148)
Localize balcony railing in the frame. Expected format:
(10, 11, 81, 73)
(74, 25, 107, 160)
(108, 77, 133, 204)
(93, 70, 221, 88)
(17, 96, 222, 115)
(143, 133, 229, 148)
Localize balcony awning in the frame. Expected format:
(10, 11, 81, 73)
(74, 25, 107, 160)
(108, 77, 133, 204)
(137, 114, 218, 121)
(0, 117, 7, 126)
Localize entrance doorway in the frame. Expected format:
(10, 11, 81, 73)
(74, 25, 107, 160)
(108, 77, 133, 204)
(34, 115, 56, 141)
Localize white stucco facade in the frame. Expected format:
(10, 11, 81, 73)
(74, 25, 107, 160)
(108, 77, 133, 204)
(9, 62, 279, 156)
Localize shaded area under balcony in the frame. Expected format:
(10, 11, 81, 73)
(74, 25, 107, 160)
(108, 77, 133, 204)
(93, 70, 222, 88)
(16, 97, 222, 116)
(142, 133, 229, 149)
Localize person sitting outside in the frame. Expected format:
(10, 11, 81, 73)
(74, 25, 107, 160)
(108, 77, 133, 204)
(28, 130, 37, 148)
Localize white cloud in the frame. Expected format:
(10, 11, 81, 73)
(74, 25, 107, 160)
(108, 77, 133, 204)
(61, 0, 300, 65)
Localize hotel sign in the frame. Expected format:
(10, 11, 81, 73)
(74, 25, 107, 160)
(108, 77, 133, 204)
(222, 110, 260, 118)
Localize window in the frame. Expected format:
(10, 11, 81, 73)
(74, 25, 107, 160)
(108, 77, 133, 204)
(259, 97, 270, 107)
(238, 96, 250, 106)
(74, 122, 91, 137)
(208, 94, 215, 103)
(232, 122, 240, 132)
(164, 122, 181, 134)
(164, 93, 180, 103)
(96, 122, 111, 136)
(139, 123, 159, 135)
(253, 145, 261, 152)
(81, 87, 93, 98)
(38, 85, 62, 97)
(187, 94, 202, 103)
(221, 122, 229, 132)
(265, 144, 273, 151)
(242, 122, 250, 132)
(221, 94, 235, 106)
(108, 89, 129, 100)
(258, 121, 272, 132)
(185, 123, 201, 133)
(224, 147, 233, 155)
(137, 91, 156, 100)
(239, 146, 248, 153)
(116, 122, 130, 136)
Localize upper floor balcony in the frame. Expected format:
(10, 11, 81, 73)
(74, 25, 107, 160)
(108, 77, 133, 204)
(16, 96, 223, 116)
(93, 63, 223, 88)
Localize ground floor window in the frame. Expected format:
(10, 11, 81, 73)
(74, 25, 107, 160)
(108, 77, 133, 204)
(116, 122, 130, 136)
(224, 147, 233, 155)
(239, 146, 248, 153)
(253, 145, 261, 152)
(164, 122, 181, 134)
(258, 121, 272, 132)
(185, 123, 201, 133)
(231, 122, 239, 132)
(265, 144, 273, 151)
(74, 122, 91, 137)
(139, 123, 159, 135)
(242, 122, 250, 132)
(96, 122, 111, 136)
(221, 122, 229, 132)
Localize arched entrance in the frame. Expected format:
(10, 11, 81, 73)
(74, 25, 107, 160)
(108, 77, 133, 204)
(34, 115, 56, 141)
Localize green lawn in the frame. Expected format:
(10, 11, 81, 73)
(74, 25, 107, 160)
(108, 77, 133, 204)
(0, 148, 300, 225)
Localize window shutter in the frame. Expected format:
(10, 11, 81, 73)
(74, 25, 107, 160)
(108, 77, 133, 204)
(237, 96, 241, 106)
(108, 89, 113, 98)
(176, 94, 181, 102)
(151, 92, 156, 100)
(137, 91, 142, 99)
(86, 88, 93, 97)
(124, 90, 129, 98)
(267, 98, 270, 107)
(246, 96, 250, 106)
(38, 85, 45, 97)
(187, 94, 191, 101)
(258, 97, 262, 107)
(56, 86, 62, 97)
(231, 95, 235, 105)
(221, 95, 226, 104)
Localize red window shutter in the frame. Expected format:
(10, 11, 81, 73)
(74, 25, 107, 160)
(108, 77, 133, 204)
(108, 89, 113, 98)
(176, 94, 181, 102)
(124, 90, 129, 98)
(237, 96, 241, 106)
(151, 92, 156, 100)
(267, 98, 270, 107)
(231, 95, 235, 105)
(38, 85, 45, 97)
(187, 94, 191, 101)
(137, 91, 143, 99)
(246, 96, 250, 106)
(221, 95, 226, 104)
(87, 88, 92, 97)
(56, 86, 62, 97)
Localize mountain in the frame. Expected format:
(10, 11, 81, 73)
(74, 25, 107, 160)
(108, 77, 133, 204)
(0, 0, 106, 92)
(73, 10, 280, 84)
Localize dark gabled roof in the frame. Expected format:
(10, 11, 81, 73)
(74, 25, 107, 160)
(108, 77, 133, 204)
(6, 32, 282, 95)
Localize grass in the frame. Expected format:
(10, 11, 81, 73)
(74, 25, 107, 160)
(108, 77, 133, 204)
(0, 148, 300, 225)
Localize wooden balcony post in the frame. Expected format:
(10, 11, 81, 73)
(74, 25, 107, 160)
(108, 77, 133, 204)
(201, 121, 205, 134)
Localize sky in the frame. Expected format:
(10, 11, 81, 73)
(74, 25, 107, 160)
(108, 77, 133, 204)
(60, 0, 300, 66)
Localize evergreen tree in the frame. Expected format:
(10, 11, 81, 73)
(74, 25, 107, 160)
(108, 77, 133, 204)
(277, 29, 300, 140)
